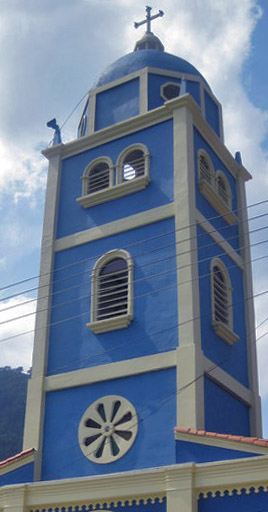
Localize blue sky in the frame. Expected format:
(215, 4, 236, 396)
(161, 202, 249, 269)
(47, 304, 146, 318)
(0, 0, 268, 436)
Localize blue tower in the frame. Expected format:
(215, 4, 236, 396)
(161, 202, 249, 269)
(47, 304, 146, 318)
(19, 8, 262, 484)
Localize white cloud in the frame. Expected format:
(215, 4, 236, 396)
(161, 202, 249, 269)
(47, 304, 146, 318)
(0, 137, 47, 205)
(0, 295, 35, 371)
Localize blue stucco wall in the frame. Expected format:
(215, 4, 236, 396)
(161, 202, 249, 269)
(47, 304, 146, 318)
(197, 224, 249, 387)
(57, 120, 174, 239)
(148, 74, 181, 111)
(0, 462, 34, 486)
(147, 74, 201, 111)
(95, 78, 140, 131)
(194, 128, 239, 252)
(204, 377, 250, 436)
(204, 90, 220, 137)
(199, 488, 268, 512)
(41, 368, 176, 480)
(176, 439, 258, 463)
(48, 217, 178, 376)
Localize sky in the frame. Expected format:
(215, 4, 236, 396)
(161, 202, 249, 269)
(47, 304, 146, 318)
(0, 0, 268, 435)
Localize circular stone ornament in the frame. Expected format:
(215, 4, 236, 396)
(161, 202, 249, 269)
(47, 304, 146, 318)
(78, 395, 138, 464)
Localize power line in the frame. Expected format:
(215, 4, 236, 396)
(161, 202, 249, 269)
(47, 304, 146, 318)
(0, 197, 267, 296)
(1, 210, 268, 308)
(0, 230, 268, 325)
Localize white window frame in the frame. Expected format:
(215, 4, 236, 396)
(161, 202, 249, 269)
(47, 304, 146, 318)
(160, 81, 181, 101)
(211, 258, 239, 345)
(215, 170, 232, 209)
(77, 144, 150, 208)
(87, 249, 134, 334)
(116, 143, 150, 189)
(197, 149, 237, 225)
(77, 156, 114, 207)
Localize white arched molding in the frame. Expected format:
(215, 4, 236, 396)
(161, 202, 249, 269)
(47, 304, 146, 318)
(215, 170, 232, 209)
(198, 149, 214, 187)
(77, 156, 114, 207)
(211, 258, 239, 345)
(116, 143, 150, 190)
(197, 149, 238, 225)
(87, 249, 134, 334)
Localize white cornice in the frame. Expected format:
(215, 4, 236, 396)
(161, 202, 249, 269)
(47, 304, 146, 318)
(42, 95, 250, 185)
(45, 350, 176, 392)
(55, 203, 174, 252)
(1, 458, 268, 508)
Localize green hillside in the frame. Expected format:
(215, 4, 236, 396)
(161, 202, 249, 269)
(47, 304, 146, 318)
(0, 367, 29, 461)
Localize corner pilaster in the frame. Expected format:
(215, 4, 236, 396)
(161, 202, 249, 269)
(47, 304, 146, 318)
(173, 105, 204, 429)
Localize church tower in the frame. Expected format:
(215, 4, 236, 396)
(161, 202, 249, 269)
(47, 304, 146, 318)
(22, 7, 261, 482)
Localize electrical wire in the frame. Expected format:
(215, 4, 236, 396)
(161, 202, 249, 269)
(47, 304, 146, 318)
(1, 209, 268, 309)
(0, 196, 267, 296)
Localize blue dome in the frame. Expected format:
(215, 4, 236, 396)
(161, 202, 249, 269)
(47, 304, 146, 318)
(94, 49, 210, 89)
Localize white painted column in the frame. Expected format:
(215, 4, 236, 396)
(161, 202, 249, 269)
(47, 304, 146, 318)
(0, 486, 27, 512)
(237, 174, 262, 436)
(173, 105, 204, 429)
(23, 145, 63, 479)
(166, 466, 197, 512)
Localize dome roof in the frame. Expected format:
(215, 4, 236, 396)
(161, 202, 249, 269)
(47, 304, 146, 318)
(93, 49, 210, 89)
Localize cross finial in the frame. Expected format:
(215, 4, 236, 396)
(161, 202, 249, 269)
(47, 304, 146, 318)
(134, 6, 164, 33)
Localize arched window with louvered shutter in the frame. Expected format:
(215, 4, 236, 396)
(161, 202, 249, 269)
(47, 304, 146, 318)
(82, 157, 114, 197)
(87, 249, 133, 334)
(211, 258, 238, 345)
(216, 170, 232, 209)
(116, 144, 150, 185)
(198, 150, 214, 186)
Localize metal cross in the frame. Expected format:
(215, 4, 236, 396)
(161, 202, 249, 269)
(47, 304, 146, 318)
(134, 6, 164, 33)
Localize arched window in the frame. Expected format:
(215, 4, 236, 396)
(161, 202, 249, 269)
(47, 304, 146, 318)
(216, 171, 232, 209)
(82, 157, 113, 197)
(211, 258, 238, 344)
(116, 144, 150, 185)
(198, 150, 214, 186)
(87, 249, 133, 333)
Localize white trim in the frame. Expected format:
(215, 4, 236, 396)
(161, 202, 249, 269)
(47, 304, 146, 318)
(55, 203, 175, 252)
(43, 96, 251, 185)
(237, 176, 262, 436)
(87, 92, 96, 136)
(139, 69, 148, 114)
(0, 452, 35, 477)
(160, 81, 181, 101)
(196, 210, 243, 268)
(77, 175, 150, 207)
(174, 430, 268, 455)
(199, 180, 237, 225)
(23, 147, 63, 480)
(203, 355, 253, 405)
(2, 459, 268, 511)
(44, 351, 177, 391)
(87, 249, 133, 333)
(173, 105, 204, 429)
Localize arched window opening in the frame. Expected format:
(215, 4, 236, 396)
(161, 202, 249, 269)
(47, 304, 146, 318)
(213, 265, 229, 326)
(122, 150, 145, 181)
(216, 172, 231, 208)
(87, 249, 133, 333)
(97, 258, 128, 320)
(199, 154, 213, 185)
(87, 162, 110, 195)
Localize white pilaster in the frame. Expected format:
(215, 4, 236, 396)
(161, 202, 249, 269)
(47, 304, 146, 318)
(237, 174, 262, 436)
(23, 146, 63, 479)
(173, 106, 204, 429)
